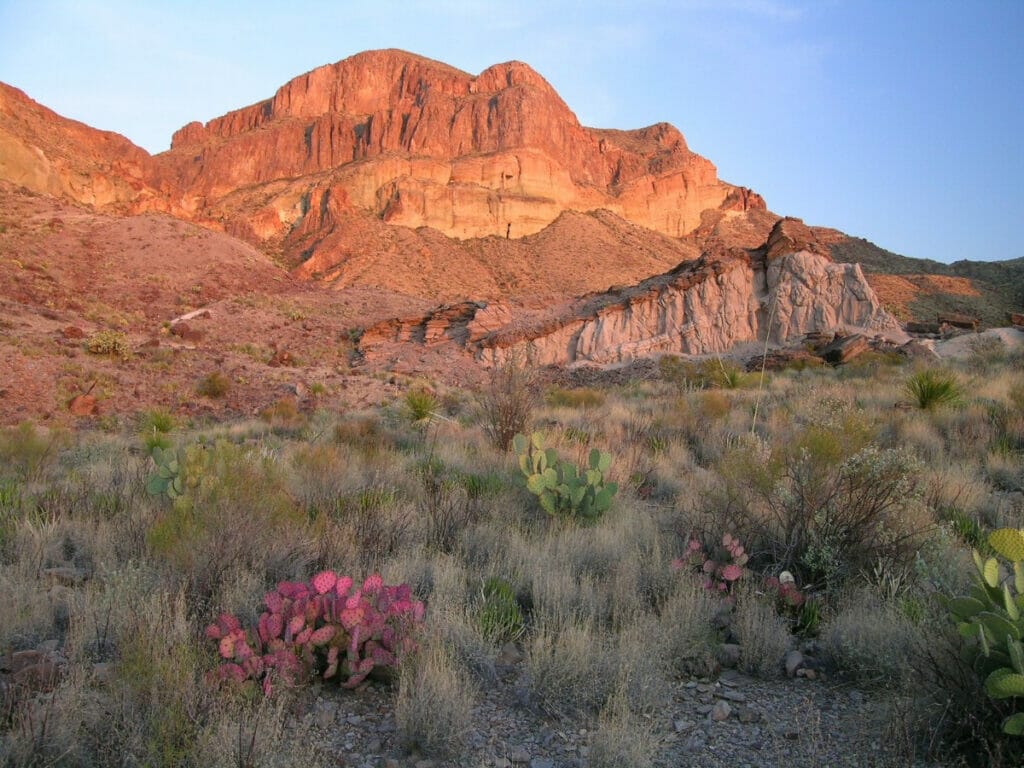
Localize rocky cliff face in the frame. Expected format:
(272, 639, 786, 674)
(0, 83, 153, 209)
(148, 49, 764, 244)
(358, 219, 904, 366)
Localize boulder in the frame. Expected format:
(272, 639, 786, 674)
(67, 394, 99, 416)
(818, 334, 869, 365)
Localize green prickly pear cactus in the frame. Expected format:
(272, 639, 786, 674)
(146, 445, 184, 500)
(512, 432, 618, 523)
(946, 527, 1024, 736)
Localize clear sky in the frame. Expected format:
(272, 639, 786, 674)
(1, 0, 1021, 264)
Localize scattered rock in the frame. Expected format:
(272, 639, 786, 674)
(818, 333, 869, 365)
(711, 700, 731, 721)
(67, 394, 99, 416)
(61, 325, 85, 339)
(508, 745, 531, 764)
(268, 349, 294, 367)
(738, 706, 760, 724)
(717, 688, 747, 703)
(785, 650, 804, 677)
(495, 642, 523, 666)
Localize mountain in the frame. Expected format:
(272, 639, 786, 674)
(0, 49, 1016, 423)
(1, 50, 765, 301)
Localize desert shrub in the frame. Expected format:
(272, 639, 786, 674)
(288, 442, 352, 517)
(717, 427, 928, 590)
(545, 386, 606, 408)
(15, 579, 215, 767)
(196, 370, 230, 398)
(259, 396, 303, 429)
(698, 389, 731, 420)
(474, 353, 538, 451)
(190, 697, 324, 767)
(823, 588, 915, 686)
(0, 421, 68, 482)
(146, 440, 311, 600)
(731, 589, 791, 678)
(416, 458, 476, 553)
(429, 604, 497, 683)
(86, 329, 131, 360)
(969, 335, 1009, 368)
(987, 451, 1024, 492)
(334, 484, 414, 573)
(396, 641, 474, 758)
(1010, 380, 1024, 414)
(333, 412, 387, 447)
(906, 369, 963, 410)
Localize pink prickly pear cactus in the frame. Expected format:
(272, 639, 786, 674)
(207, 570, 424, 695)
(675, 532, 750, 595)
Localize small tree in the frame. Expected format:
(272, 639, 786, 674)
(476, 351, 538, 451)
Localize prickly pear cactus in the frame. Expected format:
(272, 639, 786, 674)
(145, 445, 184, 500)
(946, 527, 1024, 735)
(513, 433, 618, 523)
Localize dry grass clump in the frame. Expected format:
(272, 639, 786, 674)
(656, 578, 720, 677)
(731, 589, 791, 678)
(196, 370, 231, 398)
(823, 588, 916, 686)
(546, 386, 606, 409)
(587, 686, 657, 768)
(525, 621, 616, 717)
(395, 641, 475, 757)
(190, 697, 324, 767)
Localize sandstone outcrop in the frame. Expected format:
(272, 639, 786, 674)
(359, 219, 904, 366)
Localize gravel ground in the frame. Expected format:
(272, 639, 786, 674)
(302, 659, 951, 768)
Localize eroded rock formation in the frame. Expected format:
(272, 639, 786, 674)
(359, 219, 903, 366)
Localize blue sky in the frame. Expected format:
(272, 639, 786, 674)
(1, 0, 1021, 264)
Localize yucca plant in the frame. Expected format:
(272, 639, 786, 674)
(404, 388, 437, 422)
(905, 369, 963, 410)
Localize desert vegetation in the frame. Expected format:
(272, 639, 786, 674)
(1, 350, 1023, 767)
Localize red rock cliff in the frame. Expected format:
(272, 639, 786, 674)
(150, 49, 765, 242)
